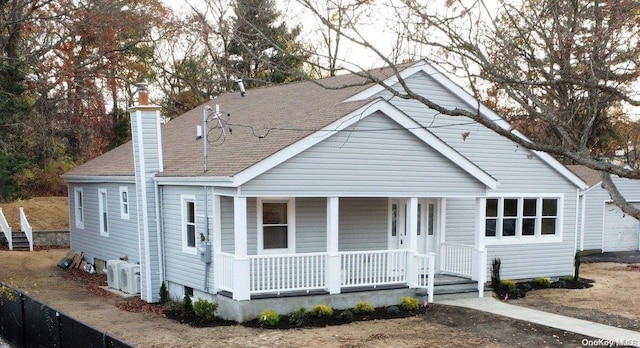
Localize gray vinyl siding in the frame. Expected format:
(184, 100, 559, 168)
(161, 185, 213, 291)
(67, 183, 139, 264)
(373, 71, 580, 280)
(220, 196, 235, 253)
(339, 198, 388, 251)
(242, 112, 486, 197)
(296, 198, 327, 253)
(581, 177, 640, 251)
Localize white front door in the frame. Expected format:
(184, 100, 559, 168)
(390, 199, 439, 254)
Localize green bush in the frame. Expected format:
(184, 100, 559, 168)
(533, 277, 552, 288)
(386, 305, 401, 315)
(491, 257, 501, 292)
(353, 301, 375, 314)
(310, 304, 334, 317)
(193, 298, 218, 321)
(399, 296, 420, 311)
(181, 295, 193, 316)
(159, 282, 169, 304)
(338, 309, 353, 322)
(500, 279, 517, 290)
(288, 307, 307, 327)
(259, 310, 280, 327)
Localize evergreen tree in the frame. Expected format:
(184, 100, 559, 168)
(229, 0, 308, 87)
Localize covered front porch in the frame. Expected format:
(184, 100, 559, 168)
(209, 196, 488, 303)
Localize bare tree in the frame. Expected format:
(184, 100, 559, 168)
(296, 0, 640, 219)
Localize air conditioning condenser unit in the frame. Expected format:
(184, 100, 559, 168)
(119, 263, 141, 295)
(106, 260, 127, 290)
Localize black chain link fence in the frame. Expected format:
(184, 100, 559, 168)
(0, 282, 133, 348)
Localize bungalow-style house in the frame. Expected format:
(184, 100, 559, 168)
(63, 61, 587, 321)
(569, 165, 640, 252)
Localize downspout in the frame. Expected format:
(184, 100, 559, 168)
(156, 182, 165, 287)
(204, 185, 211, 292)
(579, 190, 586, 251)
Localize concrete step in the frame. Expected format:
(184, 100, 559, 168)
(8, 231, 30, 251)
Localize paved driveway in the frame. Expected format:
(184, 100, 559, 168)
(581, 250, 640, 264)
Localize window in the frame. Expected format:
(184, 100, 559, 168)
(258, 198, 295, 253)
(98, 189, 109, 236)
(485, 196, 560, 241)
(74, 188, 84, 229)
(182, 195, 197, 253)
(120, 187, 129, 220)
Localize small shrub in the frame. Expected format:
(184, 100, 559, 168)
(353, 301, 374, 314)
(288, 307, 307, 327)
(533, 277, 552, 288)
(491, 257, 501, 293)
(310, 304, 334, 317)
(193, 298, 218, 321)
(500, 279, 516, 291)
(159, 282, 169, 304)
(338, 309, 353, 322)
(259, 310, 280, 327)
(399, 296, 420, 311)
(181, 295, 193, 316)
(386, 305, 401, 315)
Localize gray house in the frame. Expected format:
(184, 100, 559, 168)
(569, 165, 640, 252)
(63, 61, 587, 321)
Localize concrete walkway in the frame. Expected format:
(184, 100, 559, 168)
(439, 297, 640, 347)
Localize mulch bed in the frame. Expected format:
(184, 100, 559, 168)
(494, 277, 593, 300)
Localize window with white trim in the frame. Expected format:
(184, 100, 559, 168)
(74, 188, 84, 229)
(182, 195, 197, 253)
(258, 198, 295, 254)
(98, 189, 109, 236)
(120, 187, 129, 220)
(485, 196, 560, 240)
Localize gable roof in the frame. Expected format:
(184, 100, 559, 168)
(567, 165, 602, 188)
(347, 61, 588, 190)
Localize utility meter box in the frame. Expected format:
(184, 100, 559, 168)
(200, 241, 212, 264)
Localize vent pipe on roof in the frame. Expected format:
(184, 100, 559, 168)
(235, 79, 246, 97)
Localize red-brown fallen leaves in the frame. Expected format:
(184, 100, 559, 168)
(117, 298, 165, 315)
(626, 264, 640, 272)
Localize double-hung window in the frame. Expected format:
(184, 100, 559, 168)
(120, 187, 129, 220)
(258, 198, 295, 254)
(74, 188, 84, 229)
(182, 195, 197, 254)
(485, 196, 561, 242)
(98, 189, 109, 236)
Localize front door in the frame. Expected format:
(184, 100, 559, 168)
(390, 199, 440, 272)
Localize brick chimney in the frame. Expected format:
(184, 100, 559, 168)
(129, 84, 163, 303)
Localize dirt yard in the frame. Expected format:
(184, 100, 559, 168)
(0, 249, 638, 347)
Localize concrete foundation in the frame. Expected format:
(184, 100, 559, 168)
(215, 287, 422, 322)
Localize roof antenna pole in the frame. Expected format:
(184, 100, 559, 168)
(203, 106, 212, 172)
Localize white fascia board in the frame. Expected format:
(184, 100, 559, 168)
(62, 175, 135, 184)
(582, 182, 603, 195)
(346, 60, 588, 190)
(232, 98, 499, 189)
(153, 176, 234, 186)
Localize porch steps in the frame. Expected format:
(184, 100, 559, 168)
(11, 231, 30, 251)
(418, 274, 491, 301)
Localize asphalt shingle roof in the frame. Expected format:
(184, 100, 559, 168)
(65, 71, 383, 178)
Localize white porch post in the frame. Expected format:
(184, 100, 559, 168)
(326, 197, 341, 294)
(212, 194, 222, 293)
(406, 197, 418, 287)
(233, 196, 250, 300)
(473, 197, 487, 297)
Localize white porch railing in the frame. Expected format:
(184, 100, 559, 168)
(441, 243, 474, 277)
(415, 253, 435, 303)
(20, 208, 33, 251)
(339, 249, 407, 287)
(0, 208, 12, 251)
(216, 252, 235, 292)
(248, 252, 327, 294)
